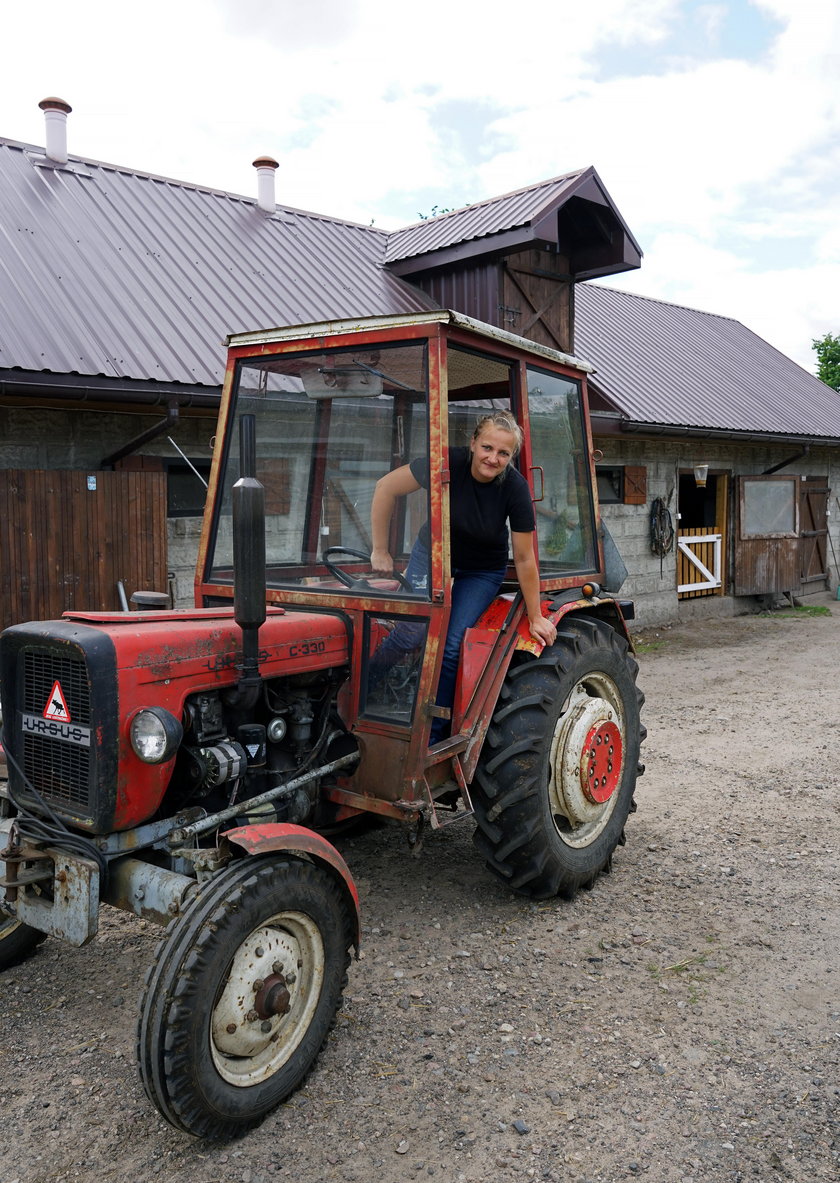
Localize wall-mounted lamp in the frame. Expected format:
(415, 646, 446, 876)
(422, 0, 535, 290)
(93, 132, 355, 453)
(693, 463, 709, 489)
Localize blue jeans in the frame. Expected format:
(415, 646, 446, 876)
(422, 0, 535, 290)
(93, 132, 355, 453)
(398, 539, 506, 744)
(430, 561, 505, 743)
(367, 539, 505, 742)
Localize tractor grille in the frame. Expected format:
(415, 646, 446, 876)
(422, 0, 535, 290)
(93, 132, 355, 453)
(22, 650, 92, 811)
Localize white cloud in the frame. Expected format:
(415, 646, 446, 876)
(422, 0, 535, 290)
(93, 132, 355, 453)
(1, 0, 838, 373)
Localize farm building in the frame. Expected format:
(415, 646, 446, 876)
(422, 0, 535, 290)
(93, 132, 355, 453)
(575, 283, 840, 623)
(2, 97, 839, 630)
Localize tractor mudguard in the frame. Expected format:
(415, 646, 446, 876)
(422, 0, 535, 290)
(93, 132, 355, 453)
(223, 822, 361, 947)
(515, 596, 634, 655)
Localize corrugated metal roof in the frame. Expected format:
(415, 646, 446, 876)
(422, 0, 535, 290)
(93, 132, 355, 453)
(0, 139, 434, 388)
(384, 170, 587, 263)
(575, 283, 840, 439)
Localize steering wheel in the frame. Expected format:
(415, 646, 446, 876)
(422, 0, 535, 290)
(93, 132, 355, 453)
(323, 546, 414, 592)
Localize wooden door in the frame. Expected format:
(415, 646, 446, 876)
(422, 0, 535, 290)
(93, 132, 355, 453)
(798, 477, 829, 590)
(0, 469, 167, 631)
(733, 475, 799, 596)
(676, 471, 727, 599)
(500, 250, 573, 352)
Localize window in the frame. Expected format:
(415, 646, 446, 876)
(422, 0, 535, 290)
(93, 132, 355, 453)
(740, 476, 798, 538)
(596, 466, 624, 503)
(526, 366, 598, 576)
(208, 340, 430, 598)
(166, 460, 211, 517)
(596, 464, 646, 505)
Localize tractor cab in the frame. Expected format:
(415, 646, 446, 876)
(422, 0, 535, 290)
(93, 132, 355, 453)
(198, 310, 613, 810)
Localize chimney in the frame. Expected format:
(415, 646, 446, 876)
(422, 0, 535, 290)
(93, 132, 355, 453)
(252, 156, 279, 213)
(39, 97, 72, 165)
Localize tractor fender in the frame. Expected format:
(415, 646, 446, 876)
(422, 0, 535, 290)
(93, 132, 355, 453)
(515, 597, 634, 654)
(223, 822, 361, 948)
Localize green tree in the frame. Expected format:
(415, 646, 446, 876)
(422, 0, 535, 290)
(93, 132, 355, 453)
(812, 332, 840, 390)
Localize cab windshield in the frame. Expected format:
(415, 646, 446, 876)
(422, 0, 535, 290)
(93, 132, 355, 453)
(208, 340, 429, 597)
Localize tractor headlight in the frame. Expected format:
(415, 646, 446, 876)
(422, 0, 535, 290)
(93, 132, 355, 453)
(130, 708, 183, 764)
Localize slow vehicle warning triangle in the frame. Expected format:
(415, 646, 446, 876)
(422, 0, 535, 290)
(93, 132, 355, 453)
(44, 680, 71, 722)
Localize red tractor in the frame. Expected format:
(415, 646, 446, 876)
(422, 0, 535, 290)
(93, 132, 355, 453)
(0, 310, 643, 1138)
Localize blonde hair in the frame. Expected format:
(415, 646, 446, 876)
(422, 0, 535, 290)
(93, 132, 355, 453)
(472, 411, 523, 457)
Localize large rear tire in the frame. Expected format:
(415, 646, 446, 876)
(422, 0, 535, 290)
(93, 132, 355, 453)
(137, 856, 353, 1139)
(472, 616, 643, 899)
(0, 914, 47, 971)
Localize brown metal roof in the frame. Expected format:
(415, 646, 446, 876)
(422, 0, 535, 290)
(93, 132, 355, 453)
(385, 171, 585, 261)
(575, 283, 840, 441)
(0, 138, 434, 389)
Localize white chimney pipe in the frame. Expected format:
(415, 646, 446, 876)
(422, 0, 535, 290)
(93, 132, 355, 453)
(39, 97, 72, 165)
(252, 156, 279, 213)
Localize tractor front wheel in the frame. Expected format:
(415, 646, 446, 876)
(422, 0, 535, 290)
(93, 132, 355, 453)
(472, 616, 643, 899)
(0, 914, 47, 971)
(137, 855, 353, 1139)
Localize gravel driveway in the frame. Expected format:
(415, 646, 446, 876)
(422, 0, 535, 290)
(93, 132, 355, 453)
(1, 601, 838, 1183)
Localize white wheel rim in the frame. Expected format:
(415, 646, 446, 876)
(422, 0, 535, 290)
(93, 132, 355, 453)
(210, 911, 325, 1087)
(548, 671, 626, 848)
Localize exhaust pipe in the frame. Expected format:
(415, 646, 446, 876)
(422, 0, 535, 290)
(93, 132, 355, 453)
(227, 414, 266, 709)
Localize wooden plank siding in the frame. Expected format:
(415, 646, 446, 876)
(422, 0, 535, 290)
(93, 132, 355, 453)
(0, 470, 167, 631)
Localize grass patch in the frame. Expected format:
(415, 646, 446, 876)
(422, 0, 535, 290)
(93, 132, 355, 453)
(633, 638, 668, 654)
(759, 604, 831, 619)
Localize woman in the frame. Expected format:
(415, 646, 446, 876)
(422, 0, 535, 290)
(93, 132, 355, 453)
(370, 411, 557, 743)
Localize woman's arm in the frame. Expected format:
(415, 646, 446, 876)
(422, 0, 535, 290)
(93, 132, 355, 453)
(370, 465, 422, 573)
(511, 531, 557, 646)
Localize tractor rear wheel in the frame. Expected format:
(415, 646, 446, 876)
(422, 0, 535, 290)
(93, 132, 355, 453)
(137, 855, 353, 1139)
(472, 616, 643, 899)
(0, 915, 47, 970)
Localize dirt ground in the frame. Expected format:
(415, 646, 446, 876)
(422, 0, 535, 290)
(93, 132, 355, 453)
(1, 601, 838, 1183)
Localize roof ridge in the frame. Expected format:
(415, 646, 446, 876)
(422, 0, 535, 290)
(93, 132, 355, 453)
(0, 137, 388, 236)
(392, 167, 587, 234)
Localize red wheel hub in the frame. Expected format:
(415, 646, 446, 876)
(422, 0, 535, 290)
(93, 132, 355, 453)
(580, 720, 623, 803)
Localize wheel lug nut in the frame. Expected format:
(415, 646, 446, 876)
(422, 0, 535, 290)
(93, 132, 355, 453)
(255, 946, 265, 958)
(246, 1009, 260, 1022)
(226, 1023, 237, 1034)
(253, 979, 264, 992)
(272, 961, 284, 974)
(260, 1020, 272, 1033)
(286, 971, 297, 984)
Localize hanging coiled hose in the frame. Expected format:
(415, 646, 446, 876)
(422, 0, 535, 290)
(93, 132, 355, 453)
(650, 497, 675, 574)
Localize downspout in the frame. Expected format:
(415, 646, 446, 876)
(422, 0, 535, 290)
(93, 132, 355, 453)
(100, 399, 179, 468)
(762, 446, 810, 475)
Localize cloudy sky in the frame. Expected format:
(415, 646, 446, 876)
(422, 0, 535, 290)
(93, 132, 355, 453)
(2, 0, 838, 373)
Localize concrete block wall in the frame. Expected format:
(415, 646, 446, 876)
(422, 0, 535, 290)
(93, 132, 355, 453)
(595, 433, 840, 628)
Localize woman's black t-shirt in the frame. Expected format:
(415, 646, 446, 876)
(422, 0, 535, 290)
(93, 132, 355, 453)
(409, 447, 535, 572)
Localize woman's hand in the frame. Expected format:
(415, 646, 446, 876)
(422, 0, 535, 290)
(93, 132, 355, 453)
(528, 614, 557, 647)
(370, 466, 422, 575)
(370, 547, 394, 575)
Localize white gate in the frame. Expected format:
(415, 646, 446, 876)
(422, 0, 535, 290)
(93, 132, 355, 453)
(677, 531, 722, 594)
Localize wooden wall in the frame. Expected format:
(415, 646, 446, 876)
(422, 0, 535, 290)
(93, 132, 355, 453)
(410, 249, 573, 353)
(0, 469, 167, 630)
